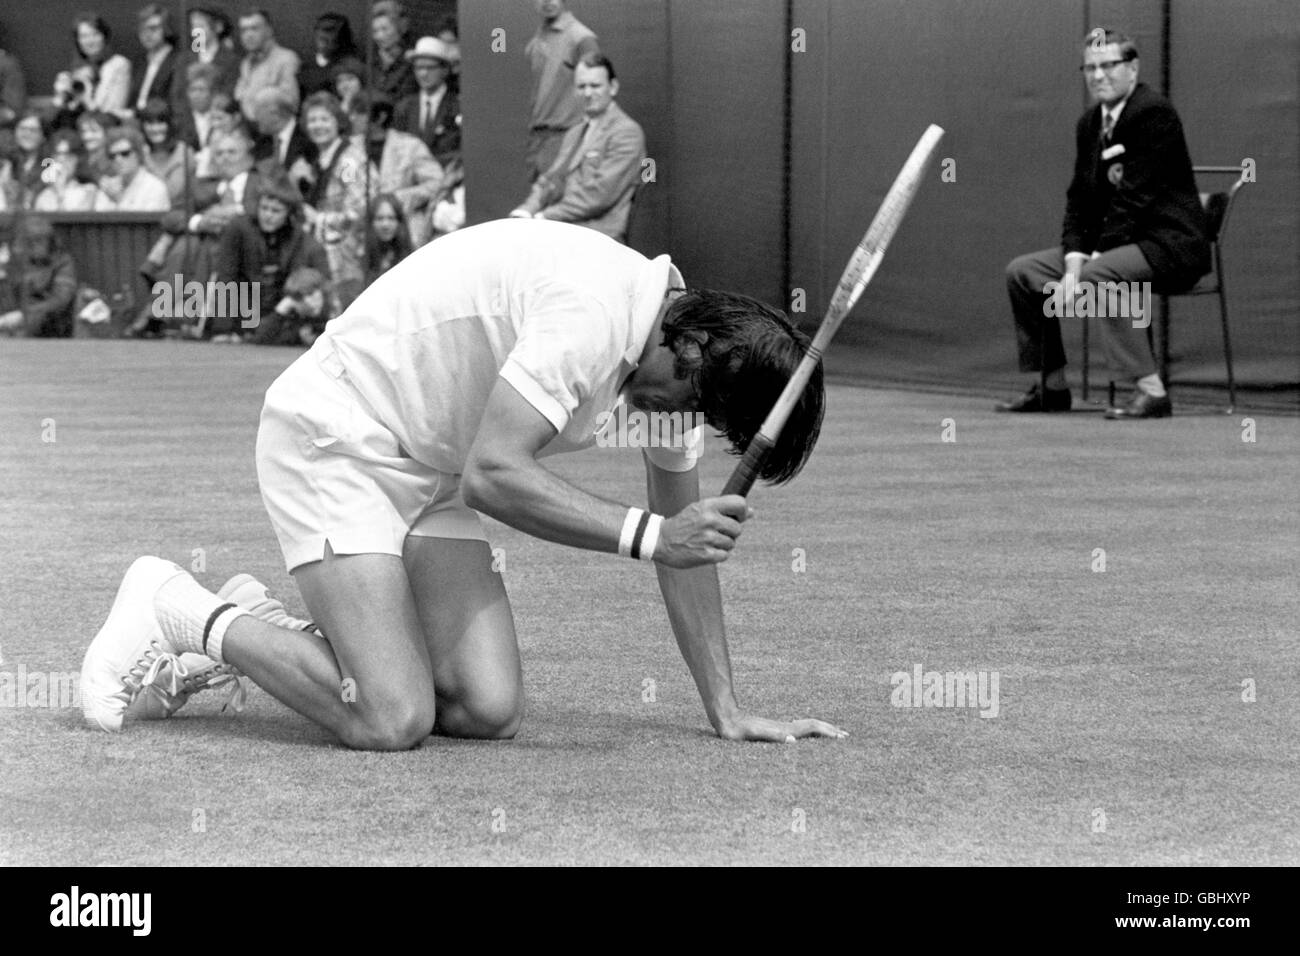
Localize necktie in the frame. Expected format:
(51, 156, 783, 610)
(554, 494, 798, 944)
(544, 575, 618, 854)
(1101, 110, 1115, 142)
(567, 122, 591, 171)
(422, 97, 433, 134)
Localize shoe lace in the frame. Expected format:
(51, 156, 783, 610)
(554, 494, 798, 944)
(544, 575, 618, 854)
(207, 671, 249, 714)
(114, 639, 175, 706)
(125, 650, 249, 715)
(174, 661, 248, 714)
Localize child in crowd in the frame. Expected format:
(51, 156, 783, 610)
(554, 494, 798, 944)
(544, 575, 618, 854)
(364, 192, 414, 283)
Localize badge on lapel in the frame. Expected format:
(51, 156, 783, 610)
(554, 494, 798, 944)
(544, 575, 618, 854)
(1107, 162, 1124, 186)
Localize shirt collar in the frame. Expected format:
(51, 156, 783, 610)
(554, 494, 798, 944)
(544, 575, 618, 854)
(624, 258, 684, 367)
(1104, 91, 1132, 126)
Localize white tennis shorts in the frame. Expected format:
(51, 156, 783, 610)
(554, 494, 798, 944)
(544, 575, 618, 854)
(256, 344, 487, 572)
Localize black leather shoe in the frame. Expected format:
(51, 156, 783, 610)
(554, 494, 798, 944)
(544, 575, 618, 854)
(1104, 392, 1172, 420)
(995, 382, 1073, 413)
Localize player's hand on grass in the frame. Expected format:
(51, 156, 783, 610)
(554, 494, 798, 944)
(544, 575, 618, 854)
(717, 714, 848, 743)
(656, 495, 753, 568)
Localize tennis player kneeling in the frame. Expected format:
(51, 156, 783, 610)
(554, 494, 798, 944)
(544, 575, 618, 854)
(81, 219, 845, 749)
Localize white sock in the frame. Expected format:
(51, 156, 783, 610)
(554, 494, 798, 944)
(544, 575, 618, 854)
(154, 574, 249, 662)
(1136, 373, 1167, 398)
(1043, 370, 1068, 391)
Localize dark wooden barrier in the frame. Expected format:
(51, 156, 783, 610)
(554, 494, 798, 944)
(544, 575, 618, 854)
(0, 212, 162, 302)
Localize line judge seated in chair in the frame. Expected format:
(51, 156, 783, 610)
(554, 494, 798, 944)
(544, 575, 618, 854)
(999, 28, 1209, 420)
(509, 52, 644, 245)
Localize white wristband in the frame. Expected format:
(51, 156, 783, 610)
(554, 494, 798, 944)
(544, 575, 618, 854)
(638, 513, 663, 562)
(618, 507, 644, 558)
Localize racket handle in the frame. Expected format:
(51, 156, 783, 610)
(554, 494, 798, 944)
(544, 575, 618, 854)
(721, 433, 774, 497)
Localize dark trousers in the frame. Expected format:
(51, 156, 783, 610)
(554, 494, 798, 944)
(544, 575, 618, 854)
(1005, 244, 1157, 382)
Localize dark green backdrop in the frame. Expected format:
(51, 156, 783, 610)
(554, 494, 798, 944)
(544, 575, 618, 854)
(461, 0, 1298, 399)
(6, 1, 1296, 398)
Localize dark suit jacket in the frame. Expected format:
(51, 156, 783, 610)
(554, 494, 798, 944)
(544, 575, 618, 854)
(176, 110, 211, 151)
(128, 47, 178, 113)
(213, 215, 330, 338)
(159, 168, 265, 233)
(194, 168, 265, 219)
(253, 122, 318, 174)
(392, 87, 461, 166)
(1062, 82, 1210, 293)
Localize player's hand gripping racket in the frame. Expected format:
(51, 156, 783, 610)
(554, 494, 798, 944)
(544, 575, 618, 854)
(720, 124, 945, 497)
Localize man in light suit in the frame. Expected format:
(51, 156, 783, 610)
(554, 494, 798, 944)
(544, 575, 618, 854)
(510, 54, 644, 244)
(350, 92, 444, 247)
(999, 29, 1209, 420)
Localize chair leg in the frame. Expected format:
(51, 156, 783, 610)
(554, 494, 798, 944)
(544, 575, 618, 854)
(1157, 294, 1170, 390)
(1038, 318, 1047, 398)
(1081, 316, 1090, 401)
(1218, 279, 1237, 415)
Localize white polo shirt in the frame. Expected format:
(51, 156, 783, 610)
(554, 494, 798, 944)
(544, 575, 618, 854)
(317, 218, 701, 476)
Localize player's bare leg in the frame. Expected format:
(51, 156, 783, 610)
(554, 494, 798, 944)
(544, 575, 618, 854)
(221, 543, 437, 750)
(403, 536, 524, 739)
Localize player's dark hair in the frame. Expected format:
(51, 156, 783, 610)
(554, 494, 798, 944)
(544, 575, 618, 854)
(661, 289, 824, 485)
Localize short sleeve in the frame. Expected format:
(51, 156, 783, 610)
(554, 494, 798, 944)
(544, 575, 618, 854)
(499, 284, 625, 434)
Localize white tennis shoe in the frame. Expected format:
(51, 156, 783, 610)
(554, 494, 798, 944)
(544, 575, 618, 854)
(81, 556, 189, 732)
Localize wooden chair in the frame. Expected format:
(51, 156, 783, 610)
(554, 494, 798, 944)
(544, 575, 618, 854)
(1082, 165, 1248, 412)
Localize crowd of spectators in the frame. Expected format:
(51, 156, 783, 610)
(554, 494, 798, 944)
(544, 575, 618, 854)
(0, 2, 462, 343)
(1, 1, 642, 345)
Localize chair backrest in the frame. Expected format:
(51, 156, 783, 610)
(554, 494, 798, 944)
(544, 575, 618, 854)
(1199, 191, 1230, 244)
(1193, 165, 1248, 246)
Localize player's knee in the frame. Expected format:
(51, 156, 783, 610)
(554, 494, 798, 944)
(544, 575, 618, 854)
(348, 703, 436, 751)
(439, 688, 523, 740)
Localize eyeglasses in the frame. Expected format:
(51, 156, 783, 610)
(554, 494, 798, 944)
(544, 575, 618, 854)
(1079, 58, 1132, 74)
(108, 148, 134, 159)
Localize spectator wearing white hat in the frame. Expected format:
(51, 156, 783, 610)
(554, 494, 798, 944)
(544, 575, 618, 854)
(391, 36, 460, 167)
